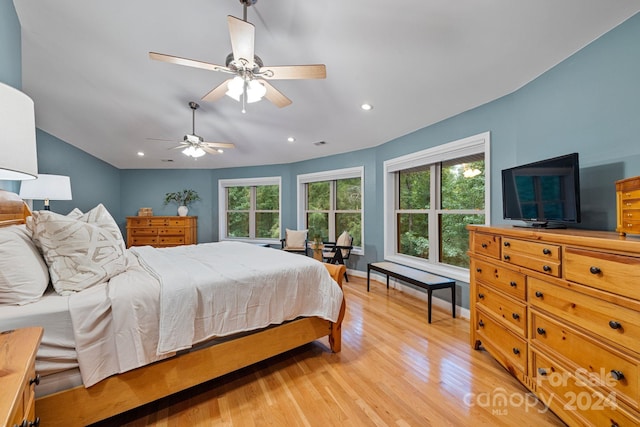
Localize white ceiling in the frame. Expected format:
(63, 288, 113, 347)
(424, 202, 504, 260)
(13, 0, 640, 170)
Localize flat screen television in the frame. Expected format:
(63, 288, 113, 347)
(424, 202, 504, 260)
(502, 153, 581, 228)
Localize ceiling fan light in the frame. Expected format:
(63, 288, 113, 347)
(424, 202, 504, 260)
(192, 147, 206, 158)
(226, 76, 244, 101)
(182, 146, 196, 157)
(246, 80, 266, 103)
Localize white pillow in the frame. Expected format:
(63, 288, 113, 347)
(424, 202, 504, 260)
(285, 229, 308, 249)
(336, 231, 352, 257)
(30, 204, 127, 295)
(0, 225, 50, 305)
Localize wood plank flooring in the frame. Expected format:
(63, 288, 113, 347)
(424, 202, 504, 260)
(91, 275, 566, 426)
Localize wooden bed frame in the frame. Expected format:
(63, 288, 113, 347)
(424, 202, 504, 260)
(0, 189, 346, 426)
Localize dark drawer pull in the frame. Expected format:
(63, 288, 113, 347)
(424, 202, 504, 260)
(29, 417, 40, 427)
(610, 370, 625, 381)
(478, 293, 485, 299)
(542, 248, 551, 255)
(542, 265, 551, 272)
(476, 268, 482, 273)
(590, 266, 601, 274)
(535, 291, 544, 298)
(503, 255, 511, 261)
(503, 241, 510, 247)
(538, 368, 548, 376)
(512, 347, 520, 355)
(481, 243, 487, 248)
(512, 313, 520, 320)
(30, 374, 40, 386)
(478, 320, 485, 328)
(609, 320, 622, 330)
(536, 327, 546, 335)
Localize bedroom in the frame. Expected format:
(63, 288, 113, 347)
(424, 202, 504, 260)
(2, 0, 640, 425)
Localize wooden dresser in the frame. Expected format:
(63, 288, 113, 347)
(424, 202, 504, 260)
(468, 225, 640, 426)
(126, 216, 197, 248)
(616, 176, 640, 236)
(1, 327, 43, 427)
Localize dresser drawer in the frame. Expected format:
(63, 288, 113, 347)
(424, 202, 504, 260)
(129, 227, 158, 236)
(130, 236, 158, 246)
(620, 209, 640, 221)
(158, 236, 185, 245)
(165, 218, 188, 226)
(531, 349, 640, 427)
(476, 283, 526, 337)
(618, 220, 640, 234)
(502, 238, 561, 261)
(565, 247, 640, 300)
(158, 227, 185, 236)
(531, 312, 640, 408)
(476, 308, 527, 374)
(472, 232, 500, 259)
(471, 259, 526, 301)
(529, 277, 640, 355)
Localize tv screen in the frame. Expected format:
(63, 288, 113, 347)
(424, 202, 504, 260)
(502, 153, 581, 228)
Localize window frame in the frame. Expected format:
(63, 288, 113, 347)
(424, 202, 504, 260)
(297, 166, 364, 256)
(383, 132, 490, 282)
(218, 176, 282, 244)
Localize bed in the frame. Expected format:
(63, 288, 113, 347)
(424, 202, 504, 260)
(0, 189, 346, 426)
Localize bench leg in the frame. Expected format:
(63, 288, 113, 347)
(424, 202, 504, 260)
(427, 289, 432, 324)
(367, 267, 370, 292)
(386, 275, 389, 289)
(451, 283, 456, 319)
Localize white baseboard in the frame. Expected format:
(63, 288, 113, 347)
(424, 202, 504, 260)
(347, 269, 470, 320)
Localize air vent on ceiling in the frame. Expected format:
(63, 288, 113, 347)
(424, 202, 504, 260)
(313, 141, 326, 146)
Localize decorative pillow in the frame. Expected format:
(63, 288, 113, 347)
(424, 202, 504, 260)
(0, 225, 50, 305)
(285, 229, 308, 249)
(336, 231, 352, 257)
(30, 204, 127, 295)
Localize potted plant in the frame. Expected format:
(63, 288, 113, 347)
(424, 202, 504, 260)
(311, 235, 323, 261)
(164, 189, 201, 216)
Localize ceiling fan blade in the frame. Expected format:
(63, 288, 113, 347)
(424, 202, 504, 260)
(260, 64, 327, 80)
(202, 80, 232, 102)
(260, 79, 292, 108)
(227, 16, 255, 67)
(169, 145, 186, 150)
(202, 146, 221, 155)
(149, 52, 229, 73)
(203, 141, 235, 149)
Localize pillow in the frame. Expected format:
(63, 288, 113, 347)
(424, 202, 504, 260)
(0, 225, 50, 305)
(285, 228, 308, 249)
(30, 204, 127, 295)
(336, 231, 352, 257)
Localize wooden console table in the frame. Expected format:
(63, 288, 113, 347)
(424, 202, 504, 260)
(367, 261, 456, 323)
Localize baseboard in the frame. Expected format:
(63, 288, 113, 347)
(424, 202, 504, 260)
(347, 268, 470, 320)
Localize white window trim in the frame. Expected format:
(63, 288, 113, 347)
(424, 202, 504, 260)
(297, 166, 364, 255)
(218, 176, 282, 244)
(383, 132, 490, 282)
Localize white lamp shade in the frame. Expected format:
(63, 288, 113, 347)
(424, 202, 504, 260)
(0, 82, 38, 180)
(19, 174, 72, 201)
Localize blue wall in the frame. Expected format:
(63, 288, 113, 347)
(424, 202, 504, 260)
(3, 2, 640, 309)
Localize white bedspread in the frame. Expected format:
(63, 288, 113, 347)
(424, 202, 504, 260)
(68, 242, 343, 387)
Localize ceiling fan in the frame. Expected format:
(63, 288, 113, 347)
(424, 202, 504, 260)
(148, 102, 235, 158)
(149, 0, 326, 113)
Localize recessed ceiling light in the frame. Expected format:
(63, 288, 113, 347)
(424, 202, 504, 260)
(287, 136, 296, 143)
(361, 103, 373, 111)
(137, 151, 144, 156)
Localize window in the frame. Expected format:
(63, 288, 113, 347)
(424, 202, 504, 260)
(298, 167, 364, 254)
(384, 132, 490, 281)
(219, 177, 281, 242)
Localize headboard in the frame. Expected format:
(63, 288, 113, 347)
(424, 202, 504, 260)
(0, 189, 31, 227)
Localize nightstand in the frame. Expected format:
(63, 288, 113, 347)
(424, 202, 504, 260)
(1, 327, 43, 427)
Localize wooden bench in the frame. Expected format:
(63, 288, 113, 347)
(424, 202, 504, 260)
(367, 261, 456, 323)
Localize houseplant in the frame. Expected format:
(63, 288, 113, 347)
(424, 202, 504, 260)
(164, 189, 201, 216)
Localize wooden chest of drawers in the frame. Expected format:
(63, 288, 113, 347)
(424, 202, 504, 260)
(468, 225, 640, 426)
(617, 176, 640, 235)
(126, 216, 197, 248)
(1, 327, 42, 427)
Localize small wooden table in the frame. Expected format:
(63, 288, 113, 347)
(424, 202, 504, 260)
(367, 261, 456, 323)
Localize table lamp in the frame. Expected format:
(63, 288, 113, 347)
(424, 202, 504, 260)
(19, 174, 72, 211)
(0, 82, 38, 181)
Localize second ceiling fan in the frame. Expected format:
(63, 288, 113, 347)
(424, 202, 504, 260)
(149, 0, 326, 112)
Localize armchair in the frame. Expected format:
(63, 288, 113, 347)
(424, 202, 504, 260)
(280, 228, 309, 256)
(322, 231, 353, 282)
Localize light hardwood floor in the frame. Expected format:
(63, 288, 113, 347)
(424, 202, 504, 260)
(91, 275, 566, 426)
